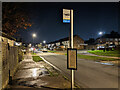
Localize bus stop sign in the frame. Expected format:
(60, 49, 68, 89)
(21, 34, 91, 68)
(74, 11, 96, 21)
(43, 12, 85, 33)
(67, 48, 77, 70)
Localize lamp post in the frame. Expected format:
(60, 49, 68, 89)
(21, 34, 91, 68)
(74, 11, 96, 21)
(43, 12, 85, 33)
(43, 40, 46, 48)
(32, 33, 36, 47)
(98, 31, 106, 52)
(43, 40, 46, 44)
(99, 31, 103, 35)
(98, 31, 103, 44)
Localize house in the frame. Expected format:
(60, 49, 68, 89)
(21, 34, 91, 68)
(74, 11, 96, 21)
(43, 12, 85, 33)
(84, 31, 120, 50)
(0, 31, 16, 46)
(47, 35, 85, 50)
(15, 38, 23, 46)
(96, 31, 120, 46)
(84, 38, 97, 50)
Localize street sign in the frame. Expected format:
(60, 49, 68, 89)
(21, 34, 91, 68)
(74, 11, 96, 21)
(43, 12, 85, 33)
(63, 9, 70, 23)
(67, 48, 77, 70)
(63, 9, 75, 89)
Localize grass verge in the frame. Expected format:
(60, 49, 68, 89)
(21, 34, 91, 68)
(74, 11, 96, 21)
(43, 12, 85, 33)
(46, 67, 59, 76)
(65, 53, 119, 61)
(31, 52, 37, 55)
(77, 54, 119, 61)
(88, 50, 120, 57)
(48, 51, 57, 53)
(32, 56, 43, 62)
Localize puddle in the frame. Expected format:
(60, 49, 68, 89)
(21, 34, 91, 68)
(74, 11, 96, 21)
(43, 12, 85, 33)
(32, 68, 38, 77)
(32, 68, 49, 78)
(101, 63, 114, 65)
(39, 68, 49, 76)
(41, 71, 49, 75)
(14, 67, 49, 79)
(101, 62, 114, 65)
(95, 62, 114, 66)
(25, 79, 47, 88)
(14, 79, 47, 88)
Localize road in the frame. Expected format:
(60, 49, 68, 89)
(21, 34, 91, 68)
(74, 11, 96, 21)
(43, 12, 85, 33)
(39, 52, 119, 88)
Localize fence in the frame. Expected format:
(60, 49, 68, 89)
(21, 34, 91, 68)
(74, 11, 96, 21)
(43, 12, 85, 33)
(1, 42, 19, 89)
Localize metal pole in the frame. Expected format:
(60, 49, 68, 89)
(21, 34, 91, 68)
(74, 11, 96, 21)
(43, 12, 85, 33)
(33, 37, 34, 47)
(33, 37, 34, 53)
(71, 9, 74, 89)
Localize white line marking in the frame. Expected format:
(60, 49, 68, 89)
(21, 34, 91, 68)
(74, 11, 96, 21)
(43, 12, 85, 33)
(40, 56, 62, 72)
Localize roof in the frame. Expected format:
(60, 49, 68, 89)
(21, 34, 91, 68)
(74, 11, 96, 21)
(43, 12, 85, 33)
(97, 31, 120, 39)
(48, 35, 83, 44)
(101, 34, 120, 38)
(0, 31, 16, 41)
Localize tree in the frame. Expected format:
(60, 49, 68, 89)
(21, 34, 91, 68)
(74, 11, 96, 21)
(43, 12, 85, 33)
(2, 2, 32, 36)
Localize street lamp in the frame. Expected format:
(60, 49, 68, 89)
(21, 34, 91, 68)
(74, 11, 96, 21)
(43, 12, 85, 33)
(32, 33, 37, 47)
(98, 31, 107, 52)
(98, 32, 103, 44)
(43, 40, 46, 44)
(99, 31, 103, 35)
(32, 33, 36, 38)
(43, 40, 46, 48)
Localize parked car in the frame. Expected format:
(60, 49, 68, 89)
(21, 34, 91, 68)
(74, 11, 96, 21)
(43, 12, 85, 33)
(109, 44, 116, 48)
(97, 46, 105, 50)
(41, 48, 48, 52)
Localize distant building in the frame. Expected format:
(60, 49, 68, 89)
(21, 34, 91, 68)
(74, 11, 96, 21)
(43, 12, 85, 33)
(84, 31, 120, 50)
(15, 38, 23, 46)
(47, 35, 85, 50)
(85, 38, 96, 45)
(84, 38, 97, 50)
(96, 31, 120, 46)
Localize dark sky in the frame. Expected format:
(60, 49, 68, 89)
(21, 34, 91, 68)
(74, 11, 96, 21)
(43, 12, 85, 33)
(18, 2, 119, 43)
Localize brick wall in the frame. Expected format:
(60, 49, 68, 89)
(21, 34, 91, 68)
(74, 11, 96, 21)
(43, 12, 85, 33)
(85, 45, 97, 50)
(73, 35, 84, 49)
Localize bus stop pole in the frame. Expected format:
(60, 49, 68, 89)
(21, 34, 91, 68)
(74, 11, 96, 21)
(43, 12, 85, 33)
(71, 9, 74, 89)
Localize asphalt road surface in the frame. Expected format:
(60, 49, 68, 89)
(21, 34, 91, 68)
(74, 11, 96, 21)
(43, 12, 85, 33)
(39, 52, 119, 88)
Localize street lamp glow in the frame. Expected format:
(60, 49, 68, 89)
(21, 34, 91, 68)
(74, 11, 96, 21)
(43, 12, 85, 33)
(43, 40, 46, 44)
(99, 32, 103, 35)
(32, 33, 36, 38)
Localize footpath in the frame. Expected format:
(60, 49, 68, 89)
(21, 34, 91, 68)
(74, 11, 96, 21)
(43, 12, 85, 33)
(5, 53, 71, 89)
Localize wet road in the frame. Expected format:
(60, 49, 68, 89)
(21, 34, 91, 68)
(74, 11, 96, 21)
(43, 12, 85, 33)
(39, 52, 119, 88)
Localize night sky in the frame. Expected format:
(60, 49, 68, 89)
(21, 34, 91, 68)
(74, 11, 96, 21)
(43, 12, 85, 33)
(18, 2, 119, 43)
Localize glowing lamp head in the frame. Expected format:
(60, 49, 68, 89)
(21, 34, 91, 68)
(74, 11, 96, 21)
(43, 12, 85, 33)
(99, 32, 103, 35)
(32, 33, 36, 37)
(43, 40, 46, 44)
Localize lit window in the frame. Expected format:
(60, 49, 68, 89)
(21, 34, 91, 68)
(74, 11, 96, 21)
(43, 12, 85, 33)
(110, 42, 113, 44)
(106, 38, 109, 41)
(110, 38, 113, 41)
(115, 38, 118, 41)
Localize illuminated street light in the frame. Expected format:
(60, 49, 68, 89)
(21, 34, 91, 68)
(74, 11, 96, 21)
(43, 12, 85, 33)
(32, 33, 36, 38)
(99, 31, 103, 35)
(43, 40, 46, 44)
(43, 40, 46, 48)
(32, 33, 37, 47)
(98, 31, 105, 44)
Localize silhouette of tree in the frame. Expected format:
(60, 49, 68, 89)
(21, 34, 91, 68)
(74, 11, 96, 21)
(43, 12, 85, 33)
(2, 2, 32, 36)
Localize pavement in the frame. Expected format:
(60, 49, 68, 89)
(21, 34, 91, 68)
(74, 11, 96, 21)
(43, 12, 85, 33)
(5, 53, 71, 89)
(38, 52, 119, 88)
(0, 59, 1, 90)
